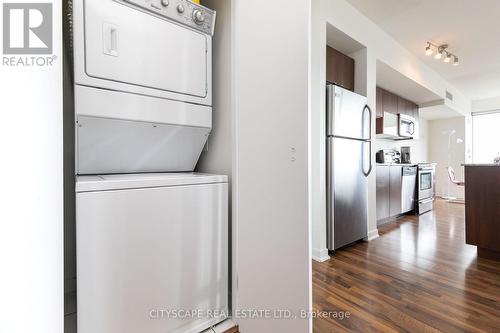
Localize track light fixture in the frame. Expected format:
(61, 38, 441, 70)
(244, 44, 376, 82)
(434, 48, 443, 59)
(444, 52, 451, 63)
(425, 43, 433, 56)
(425, 42, 459, 66)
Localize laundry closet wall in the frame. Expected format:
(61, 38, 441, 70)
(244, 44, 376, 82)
(0, 1, 64, 332)
(232, 0, 312, 331)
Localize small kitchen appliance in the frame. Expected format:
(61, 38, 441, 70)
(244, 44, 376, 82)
(401, 146, 412, 164)
(398, 114, 416, 138)
(376, 149, 401, 164)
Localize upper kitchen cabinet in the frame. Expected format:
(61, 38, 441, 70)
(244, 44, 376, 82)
(397, 96, 410, 116)
(381, 89, 398, 115)
(326, 46, 355, 91)
(376, 87, 420, 139)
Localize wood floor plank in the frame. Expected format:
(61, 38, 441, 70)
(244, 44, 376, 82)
(313, 199, 500, 333)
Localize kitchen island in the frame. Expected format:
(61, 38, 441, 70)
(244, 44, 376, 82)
(463, 164, 500, 260)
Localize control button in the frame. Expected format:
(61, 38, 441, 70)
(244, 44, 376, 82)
(192, 9, 205, 24)
(161, 0, 169, 6)
(176, 4, 184, 13)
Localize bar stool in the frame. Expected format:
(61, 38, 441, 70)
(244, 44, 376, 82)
(447, 166, 465, 186)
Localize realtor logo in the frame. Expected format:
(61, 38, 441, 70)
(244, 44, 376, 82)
(3, 3, 52, 54)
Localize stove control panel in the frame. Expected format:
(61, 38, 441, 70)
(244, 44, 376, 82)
(119, 0, 216, 35)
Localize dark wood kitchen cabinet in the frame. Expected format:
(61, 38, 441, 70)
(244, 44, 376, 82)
(376, 87, 420, 138)
(326, 46, 355, 91)
(381, 89, 398, 115)
(398, 96, 410, 116)
(464, 165, 500, 260)
(376, 165, 404, 223)
(376, 87, 398, 134)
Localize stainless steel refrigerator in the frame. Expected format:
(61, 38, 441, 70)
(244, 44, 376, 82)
(326, 84, 372, 250)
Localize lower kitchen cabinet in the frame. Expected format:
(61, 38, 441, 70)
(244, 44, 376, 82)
(376, 165, 404, 223)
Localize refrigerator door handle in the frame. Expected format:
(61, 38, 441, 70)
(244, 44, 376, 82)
(326, 138, 334, 249)
(326, 84, 335, 136)
(362, 140, 373, 177)
(362, 104, 373, 177)
(362, 104, 372, 141)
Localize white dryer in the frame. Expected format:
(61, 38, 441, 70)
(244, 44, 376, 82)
(73, 0, 216, 174)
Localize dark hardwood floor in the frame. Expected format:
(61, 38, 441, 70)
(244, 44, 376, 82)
(222, 325, 239, 333)
(313, 199, 500, 333)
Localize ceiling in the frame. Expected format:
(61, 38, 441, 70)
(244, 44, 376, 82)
(346, 0, 500, 101)
(326, 23, 365, 54)
(419, 104, 463, 120)
(377, 60, 440, 104)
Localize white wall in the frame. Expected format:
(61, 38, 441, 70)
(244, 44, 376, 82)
(197, 0, 232, 179)
(232, 0, 311, 331)
(428, 117, 466, 199)
(310, 0, 470, 259)
(197, 0, 234, 313)
(0, 1, 63, 332)
(472, 95, 500, 113)
(63, 0, 76, 303)
(375, 119, 429, 163)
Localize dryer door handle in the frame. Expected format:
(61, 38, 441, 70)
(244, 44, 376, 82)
(103, 23, 119, 57)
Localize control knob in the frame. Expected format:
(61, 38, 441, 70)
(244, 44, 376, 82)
(177, 4, 185, 13)
(192, 9, 205, 24)
(161, 0, 169, 6)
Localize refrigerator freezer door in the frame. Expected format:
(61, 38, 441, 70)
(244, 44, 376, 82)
(327, 85, 369, 140)
(327, 137, 368, 250)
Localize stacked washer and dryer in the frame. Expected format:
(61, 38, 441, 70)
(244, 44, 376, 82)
(72, 1, 227, 332)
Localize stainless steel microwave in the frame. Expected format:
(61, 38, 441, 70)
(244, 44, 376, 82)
(398, 114, 416, 138)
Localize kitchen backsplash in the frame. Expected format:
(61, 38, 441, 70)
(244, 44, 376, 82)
(375, 118, 429, 163)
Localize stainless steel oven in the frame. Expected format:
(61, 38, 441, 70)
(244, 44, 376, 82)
(398, 114, 416, 138)
(417, 164, 435, 214)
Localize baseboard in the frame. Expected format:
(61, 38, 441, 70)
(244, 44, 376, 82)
(365, 229, 379, 241)
(437, 195, 465, 204)
(312, 248, 330, 262)
(201, 319, 238, 333)
(437, 195, 465, 200)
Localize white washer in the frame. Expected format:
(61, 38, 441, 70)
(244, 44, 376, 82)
(76, 173, 228, 333)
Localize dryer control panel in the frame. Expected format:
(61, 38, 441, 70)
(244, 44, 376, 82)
(119, 0, 216, 35)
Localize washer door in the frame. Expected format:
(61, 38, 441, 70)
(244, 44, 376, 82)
(83, 0, 208, 98)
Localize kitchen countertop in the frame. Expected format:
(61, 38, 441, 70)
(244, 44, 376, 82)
(376, 162, 435, 166)
(377, 163, 417, 166)
(462, 163, 500, 167)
